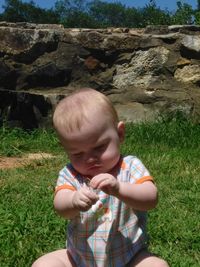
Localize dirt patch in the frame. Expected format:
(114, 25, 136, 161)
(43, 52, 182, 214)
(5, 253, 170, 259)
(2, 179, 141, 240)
(0, 153, 54, 169)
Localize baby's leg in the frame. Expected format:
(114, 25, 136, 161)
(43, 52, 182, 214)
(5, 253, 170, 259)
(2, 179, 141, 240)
(32, 249, 76, 267)
(128, 249, 169, 267)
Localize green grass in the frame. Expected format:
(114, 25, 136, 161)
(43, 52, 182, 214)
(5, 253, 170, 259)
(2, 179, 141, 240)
(0, 127, 62, 157)
(0, 117, 200, 267)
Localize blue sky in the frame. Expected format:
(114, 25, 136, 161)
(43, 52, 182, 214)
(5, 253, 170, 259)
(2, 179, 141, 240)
(0, 0, 197, 13)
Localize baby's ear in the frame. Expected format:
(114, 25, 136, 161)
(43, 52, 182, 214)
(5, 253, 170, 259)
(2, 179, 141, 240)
(117, 121, 125, 143)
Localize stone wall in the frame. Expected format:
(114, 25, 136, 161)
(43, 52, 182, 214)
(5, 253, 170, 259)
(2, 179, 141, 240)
(0, 22, 200, 129)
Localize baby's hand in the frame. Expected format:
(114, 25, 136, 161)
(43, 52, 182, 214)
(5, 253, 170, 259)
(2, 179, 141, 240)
(90, 173, 119, 196)
(72, 184, 99, 212)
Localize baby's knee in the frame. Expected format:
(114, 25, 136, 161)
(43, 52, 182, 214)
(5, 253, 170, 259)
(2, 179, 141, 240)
(32, 261, 40, 267)
(155, 259, 169, 267)
(129, 249, 169, 267)
(31, 261, 39, 267)
(31, 259, 47, 267)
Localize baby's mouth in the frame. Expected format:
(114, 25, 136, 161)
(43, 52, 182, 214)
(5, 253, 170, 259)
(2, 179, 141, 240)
(88, 164, 101, 170)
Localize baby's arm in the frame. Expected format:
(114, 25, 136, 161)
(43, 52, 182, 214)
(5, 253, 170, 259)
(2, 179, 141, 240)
(54, 185, 99, 219)
(90, 174, 158, 211)
(115, 180, 158, 211)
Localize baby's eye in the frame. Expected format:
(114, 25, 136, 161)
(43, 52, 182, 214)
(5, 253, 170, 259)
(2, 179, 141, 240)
(95, 144, 106, 151)
(72, 152, 83, 158)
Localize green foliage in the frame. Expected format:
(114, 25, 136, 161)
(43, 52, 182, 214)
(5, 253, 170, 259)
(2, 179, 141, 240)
(139, 1, 172, 26)
(88, 0, 127, 27)
(122, 7, 143, 28)
(0, 161, 66, 267)
(0, 126, 61, 157)
(122, 114, 200, 155)
(53, 0, 96, 27)
(61, 10, 98, 28)
(0, 118, 200, 266)
(194, 10, 200, 25)
(54, 0, 87, 20)
(1, 0, 59, 23)
(0, 0, 198, 27)
(171, 1, 194, 25)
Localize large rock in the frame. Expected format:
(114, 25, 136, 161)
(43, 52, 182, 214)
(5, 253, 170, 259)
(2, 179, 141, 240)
(113, 47, 170, 88)
(0, 22, 200, 129)
(174, 65, 200, 84)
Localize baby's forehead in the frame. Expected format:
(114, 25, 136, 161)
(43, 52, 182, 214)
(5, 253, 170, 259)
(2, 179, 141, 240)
(62, 122, 114, 152)
(74, 106, 113, 129)
(68, 117, 110, 138)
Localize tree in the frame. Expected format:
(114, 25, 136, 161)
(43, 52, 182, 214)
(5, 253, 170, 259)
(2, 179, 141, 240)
(54, 0, 96, 27)
(54, 0, 87, 20)
(194, 0, 200, 24)
(88, 0, 127, 27)
(197, 0, 200, 10)
(140, 0, 171, 26)
(171, 1, 194, 25)
(63, 10, 97, 28)
(1, 0, 59, 23)
(123, 7, 143, 28)
(0, 0, 197, 27)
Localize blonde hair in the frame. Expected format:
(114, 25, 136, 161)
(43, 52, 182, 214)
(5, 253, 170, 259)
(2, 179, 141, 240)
(53, 88, 119, 135)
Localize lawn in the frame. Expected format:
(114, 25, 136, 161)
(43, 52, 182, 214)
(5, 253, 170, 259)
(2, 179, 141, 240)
(0, 117, 200, 267)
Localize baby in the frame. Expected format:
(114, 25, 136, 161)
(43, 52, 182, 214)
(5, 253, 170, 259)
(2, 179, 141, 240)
(32, 88, 169, 267)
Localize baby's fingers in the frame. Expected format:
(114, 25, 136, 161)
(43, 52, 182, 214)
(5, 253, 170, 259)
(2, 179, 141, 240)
(87, 191, 99, 203)
(78, 201, 91, 211)
(80, 190, 98, 206)
(90, 174, 108, 189)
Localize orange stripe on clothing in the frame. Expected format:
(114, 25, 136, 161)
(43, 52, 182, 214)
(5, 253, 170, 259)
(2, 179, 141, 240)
(120, 160, 127, 170)
(55, 184, 76, 194)
(135, 176, 154, 184)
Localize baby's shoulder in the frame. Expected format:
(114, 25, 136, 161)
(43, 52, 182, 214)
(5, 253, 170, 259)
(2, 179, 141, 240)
(121, 155, 141, 167)
(59, 163, 79, 179)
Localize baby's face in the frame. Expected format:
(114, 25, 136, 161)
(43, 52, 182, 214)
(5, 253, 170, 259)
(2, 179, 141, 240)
(62, 116, 125, 177)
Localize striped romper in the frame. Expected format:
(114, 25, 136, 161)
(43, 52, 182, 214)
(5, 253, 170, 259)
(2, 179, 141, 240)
(55, 155, 154, 267)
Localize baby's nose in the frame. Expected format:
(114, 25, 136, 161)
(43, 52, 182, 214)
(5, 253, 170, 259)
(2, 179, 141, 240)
(86, 153, 98, 163)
